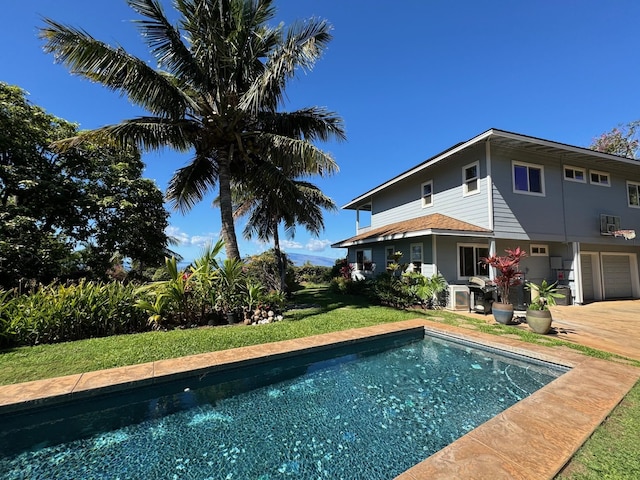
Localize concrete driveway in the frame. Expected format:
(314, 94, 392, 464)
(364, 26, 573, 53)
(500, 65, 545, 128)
(549, 300, 640, 361)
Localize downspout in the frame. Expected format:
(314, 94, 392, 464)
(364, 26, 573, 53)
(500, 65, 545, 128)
(486, 138, 495, 232)
(486, 139, 496, 281)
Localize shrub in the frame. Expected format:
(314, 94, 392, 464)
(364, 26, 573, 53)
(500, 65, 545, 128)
(0, 281, 148, 348)
(244, 250, 301, 294)
(367, 272, 448, 310)
(294, 262, 332, 284)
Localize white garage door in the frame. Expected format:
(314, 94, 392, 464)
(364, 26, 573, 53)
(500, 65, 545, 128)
(602, 254, 633, 299)
(580, 254, 595, 301)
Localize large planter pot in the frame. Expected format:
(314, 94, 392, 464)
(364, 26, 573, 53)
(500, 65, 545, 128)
(526, 309, 553, 334)
(492, 302, 515, 325)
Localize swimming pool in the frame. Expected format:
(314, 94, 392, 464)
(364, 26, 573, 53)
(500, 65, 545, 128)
(0, 328, 567, 479)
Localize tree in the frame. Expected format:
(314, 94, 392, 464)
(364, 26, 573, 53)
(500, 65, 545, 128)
(590, 121, 640, 159)
(40, 0, 346, 261)
(0, 82, 170, 288)
(232, 162, 336, 292)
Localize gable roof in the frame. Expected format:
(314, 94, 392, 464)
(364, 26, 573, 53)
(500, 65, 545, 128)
(343, 128, 640, 210)
(331, 213, 492, 248)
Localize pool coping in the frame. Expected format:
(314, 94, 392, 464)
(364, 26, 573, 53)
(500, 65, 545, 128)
(0, 319, 638, 479)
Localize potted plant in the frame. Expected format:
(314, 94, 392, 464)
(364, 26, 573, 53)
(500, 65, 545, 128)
(525, 280, 566, 334)
(481, 247, 527, 324)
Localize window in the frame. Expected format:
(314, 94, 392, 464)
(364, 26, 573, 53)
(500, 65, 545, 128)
(628, 181, 640, 208)
(513, 161, 545, 195)
(409, 243, 423, 272)
(564, 166, 586, 183)
(355, 249, 373, 271)
(421, 181, 433, 207)
(530, 244, 549, 256)
(463, 161, 480, 196)
(385, 246, 396, 268)
(458, 244, 489, 279)
(590, 170, 610, 187)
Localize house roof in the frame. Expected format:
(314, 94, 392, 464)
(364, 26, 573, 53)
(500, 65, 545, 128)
(343, 128, 640, 210)
(331, 213, 492, 248)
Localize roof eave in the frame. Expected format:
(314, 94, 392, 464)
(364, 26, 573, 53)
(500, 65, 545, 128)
(331, 228, 493, 248)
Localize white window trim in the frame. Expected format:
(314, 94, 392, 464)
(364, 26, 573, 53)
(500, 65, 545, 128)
(421, 180, 433, 208)
(462, 161, 480, 197)
(627, 181, 640, 209)
(530, 244, 549, 256)
(457, 242, 489, 280)
(589, 169, 610, 187)
(512, 160, 546, 197)
(563, 165, 586, 183)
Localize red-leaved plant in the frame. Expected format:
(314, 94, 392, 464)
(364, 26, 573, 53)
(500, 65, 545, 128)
(481, 247, 527, 304)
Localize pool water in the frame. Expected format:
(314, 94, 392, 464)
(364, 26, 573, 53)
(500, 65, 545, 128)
(0, 333, 565, 479)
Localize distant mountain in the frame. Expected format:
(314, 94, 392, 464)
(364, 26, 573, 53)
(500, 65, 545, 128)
(286, 253, 337, 267)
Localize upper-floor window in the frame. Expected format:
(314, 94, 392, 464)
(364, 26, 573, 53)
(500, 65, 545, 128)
(564, 166, 586, 183)
(458, 243, 489, 279)
(628, 181, 640, 208)
(421, 180, 433, 207)
(462, 161, 480, 196)
(590, 170, 610, 187)
(513, 161, 545, 196)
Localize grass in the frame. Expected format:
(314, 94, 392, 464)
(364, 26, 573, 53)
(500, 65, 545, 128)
(0, 285, 638, 477)
(556, 381, 640, 479)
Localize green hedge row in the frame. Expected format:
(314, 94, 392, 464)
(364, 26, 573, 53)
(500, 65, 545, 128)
(0, 281, 149, 348)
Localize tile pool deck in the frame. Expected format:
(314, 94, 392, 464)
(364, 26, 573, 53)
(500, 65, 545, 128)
(0, 319, 638, 479)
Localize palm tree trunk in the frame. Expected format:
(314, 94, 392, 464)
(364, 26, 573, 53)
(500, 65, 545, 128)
(218, 156, 241, 261)
(273, 225, 286, 293)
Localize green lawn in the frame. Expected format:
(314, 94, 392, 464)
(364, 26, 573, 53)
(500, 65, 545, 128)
(0, 285, 638, 476)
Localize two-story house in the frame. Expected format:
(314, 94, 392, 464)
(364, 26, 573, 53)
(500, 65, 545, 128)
(332, 128, 640, 306)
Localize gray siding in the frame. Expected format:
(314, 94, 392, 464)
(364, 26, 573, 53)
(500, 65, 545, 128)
(491, 145, 567, 241)
(370, 144, 490, 229)
(491, 143, 640, 245)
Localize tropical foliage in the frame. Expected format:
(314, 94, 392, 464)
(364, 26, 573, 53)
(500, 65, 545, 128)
(481, 247, 527, 304)
(40, 0, 346, 261)
(526, 279, 565, 311)
(231, 172, 336, 293)
(0, 82, 170, 288)
(0, 281, 147, 347)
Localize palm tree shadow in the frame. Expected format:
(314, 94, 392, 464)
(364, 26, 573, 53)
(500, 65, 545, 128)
(285, 287, 369, 321)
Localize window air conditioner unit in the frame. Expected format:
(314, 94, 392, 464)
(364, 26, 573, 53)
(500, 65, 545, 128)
(446, 285, 470, 311)
(600, 214, 621, 235)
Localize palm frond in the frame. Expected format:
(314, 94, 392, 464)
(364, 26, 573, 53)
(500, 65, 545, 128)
(50, 117, 199, 152)
(259, 107, 347, 142)
(166, 153, 219, 213)
(127, 0, 205, 86)
(254, 134, 340, 177)
(40, 19, 192, 118)
(240, 17, 333, 113)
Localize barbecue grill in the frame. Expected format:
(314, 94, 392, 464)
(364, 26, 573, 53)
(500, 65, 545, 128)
(468, 276, 496, 314)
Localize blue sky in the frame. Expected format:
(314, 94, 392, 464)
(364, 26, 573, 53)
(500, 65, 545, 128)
(3, 1, 640, 265)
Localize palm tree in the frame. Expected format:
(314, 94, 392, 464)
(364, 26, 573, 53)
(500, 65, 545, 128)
(232, 161, 336, 292)
(40, 0, 345, 260)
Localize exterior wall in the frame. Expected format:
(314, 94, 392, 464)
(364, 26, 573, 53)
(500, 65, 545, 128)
(370, 144, 490, 230)
(490, 144, 567, 241)
(490, 142, 640, 244)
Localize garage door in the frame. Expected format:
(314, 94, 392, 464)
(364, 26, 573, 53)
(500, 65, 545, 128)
(580, 254, 595, 301)
(602, 254, 633, 298)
